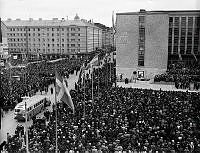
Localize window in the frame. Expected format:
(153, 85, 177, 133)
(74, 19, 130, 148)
(62, 28, 64, 31)
(52, 33, 54, 36)
(138, 60, 144, 66)
(188, 17, 193, 27)
(52, 28, 54, 31)
(71, 39, 75, 41)
(174, 17, 180, 27)
(139, 16, 145, 23)
(38, 33, 40, 36)
(57, 33, 59, 36)
(78, 34, 80, 36)
(57, 28, 59, 31)
(62, 44, 64, 47)
(52, 38, 54, 42)
(62, 39, 64, 42)
(71, 33, 75, 36)
(71, 28, 75, 31)
(71, 44, 75, 47)
(57, 44, 59, 47)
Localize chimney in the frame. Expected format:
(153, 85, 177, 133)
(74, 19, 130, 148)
(52, 18, 58, 21)
(7, 18, 12, 21)
(39, 18, 42, 21)
(16, 18, 21, 21)
(29, 18, 33, 21)
(140, 9, 146, 13)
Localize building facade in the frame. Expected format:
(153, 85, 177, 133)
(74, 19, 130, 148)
(116, 9, 200, 80)
(0, 19, 9, 65)
(94, 23, 114, 49)
(3, 15, 102, 61)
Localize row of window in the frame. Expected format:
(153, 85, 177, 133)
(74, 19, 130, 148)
(8, 38, 81, 42)
(7, 33, 81, 37)
(169, 16, 200, 28)
(8, 43, 81, 47)
(9, 48, 80, 52)
(138, 16, 145, 66)
(9, 27, 81, 32)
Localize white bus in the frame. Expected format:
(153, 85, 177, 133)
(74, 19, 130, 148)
(14, 95, 50, 121)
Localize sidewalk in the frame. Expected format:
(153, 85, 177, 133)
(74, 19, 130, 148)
(117, 81, 200, 92)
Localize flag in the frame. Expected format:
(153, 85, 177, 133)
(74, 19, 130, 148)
(86, 54, 99, 70)
(112, 11, 116, 35)
(55, 71, 75, 113)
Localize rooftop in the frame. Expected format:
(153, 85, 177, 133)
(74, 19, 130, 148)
(117, 9, 200, 15)
(3, 18, 100, 29)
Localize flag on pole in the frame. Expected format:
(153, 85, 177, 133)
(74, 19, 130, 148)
(112, 11, 116, 35)
(55, 71, 75, 113)
(86, 54, 99, 70)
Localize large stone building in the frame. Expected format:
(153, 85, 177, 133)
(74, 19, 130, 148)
(94, 23, 114, 49)
(0, 19, 9, 65)
(3, 15, 103, 61)
(116, 9, 200, 80)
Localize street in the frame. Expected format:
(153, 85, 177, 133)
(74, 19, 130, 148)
(0, 71, 79, 144)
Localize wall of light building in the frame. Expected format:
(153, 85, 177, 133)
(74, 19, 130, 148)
(116, 13, 169, 80)
(3, 19, 103, 59)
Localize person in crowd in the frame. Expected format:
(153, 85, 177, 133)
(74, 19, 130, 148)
(5, 58, 200, 152)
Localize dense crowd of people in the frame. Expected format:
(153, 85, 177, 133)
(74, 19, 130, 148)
(4, 55, 200, 152)
(154, 62, 200, 90)
(0, 57, 82, 112)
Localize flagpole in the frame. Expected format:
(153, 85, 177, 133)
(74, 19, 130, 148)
(83, 70, 86, 118)
(25, 102, 29, 153)
(110, 58, 111, 82)
(54, 66, 58, 153)
(91, 65, 94, 104)
(98, 66, 99, 100)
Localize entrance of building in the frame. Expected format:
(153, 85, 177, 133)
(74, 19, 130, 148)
(138, 70, 144, 78)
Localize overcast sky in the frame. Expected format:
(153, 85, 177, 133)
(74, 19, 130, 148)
(0, 0, 199, 27)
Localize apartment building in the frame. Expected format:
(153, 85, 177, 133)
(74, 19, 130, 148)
(3, 15, 102, 61)
(94, 23, 114, 49)
(0, 19, 9, 65)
